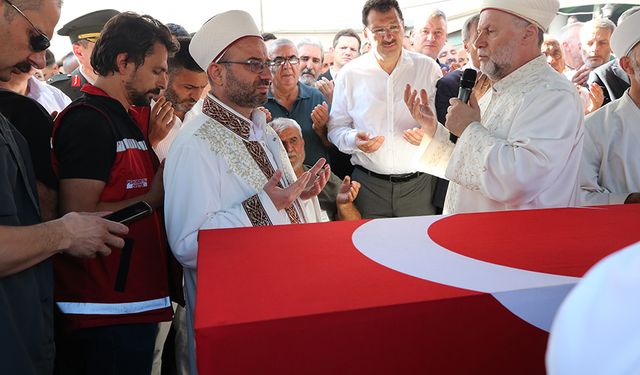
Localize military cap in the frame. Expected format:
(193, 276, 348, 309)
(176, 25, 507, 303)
(57, 9, 120, 43)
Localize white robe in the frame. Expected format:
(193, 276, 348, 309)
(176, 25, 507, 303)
(416, 55, 584, 214)
(546, 241, 640, 375)
(579, 90, 640, 205)
(164, 94, 321, 374)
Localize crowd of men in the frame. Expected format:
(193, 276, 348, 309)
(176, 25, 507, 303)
(1, 0, 639, 374)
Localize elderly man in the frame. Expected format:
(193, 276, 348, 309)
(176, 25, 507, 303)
(0, 0, 128, 373)
(328, 0, 442, 218)
(411, 9, 448, 67)
(272, 117, 361, 221)
(559, 22, 587, 84)
(52, 13, 178, 374)
(49, 9, 119, 100)
(409, 0, 583, 214)
(297, 38, 324, 86)
(264, 39, 331, 167)
(164, 11, 329, 374)
(579, 10, 640, 207)
(153, 36, 208, 161)
(588, 7, 640, 106)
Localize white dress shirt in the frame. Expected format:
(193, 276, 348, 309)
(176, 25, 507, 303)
(27, 76, 71, 114)
(580, 90, 640, 205)
(328, 49, 442, 174)
(416, 55, 584, 214)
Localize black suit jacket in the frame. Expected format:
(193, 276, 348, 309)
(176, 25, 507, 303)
(588, 60, 629, 105)
(430, 69, 463, 212)
(435, 69, 462, 125)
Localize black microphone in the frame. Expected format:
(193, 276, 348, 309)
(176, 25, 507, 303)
(449, 68, 477, 144)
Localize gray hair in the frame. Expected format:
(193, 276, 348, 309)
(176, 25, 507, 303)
(267, 38, 297, 58)
(559, 21, 584, 43)
(297, 38, 324, 58)
(428, 9, 447, 22)
(461, 14, 479, 43)
(269, 117, 302, 135)
(582, 18, 616, 36)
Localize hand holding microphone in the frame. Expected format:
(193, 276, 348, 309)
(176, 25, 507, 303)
(446, 69, 481, 143)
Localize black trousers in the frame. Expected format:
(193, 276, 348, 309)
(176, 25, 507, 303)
(55, 323, 157, 375)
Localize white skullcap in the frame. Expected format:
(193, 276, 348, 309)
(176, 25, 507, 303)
(480, 0, 560, 32)
(611, 10, 640, 58)
(189, 10, 262, 71)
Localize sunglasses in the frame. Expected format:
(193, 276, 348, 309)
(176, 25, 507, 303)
(5, 0, 51, 52)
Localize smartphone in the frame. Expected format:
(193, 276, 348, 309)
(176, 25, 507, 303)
(104, 201, 152, 225)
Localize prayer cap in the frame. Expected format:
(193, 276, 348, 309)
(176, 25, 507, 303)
(480, 0, 559, 32)
(610, 10, 640, 58)
(190, 10, 262, 71)
(57, 9, 120, 43)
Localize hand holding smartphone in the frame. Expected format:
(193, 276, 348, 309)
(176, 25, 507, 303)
(104, 201, 152, 225)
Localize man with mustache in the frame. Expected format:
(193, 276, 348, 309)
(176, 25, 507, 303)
(163, 11, 329, 373)
(298, 38, 324, 86)
(272, 117, 361, 221)
(264, 38, 331, 172)
(328, 0, 442, 218)
(153, 36, 208, 161)
(52, 13, 179, 374)
(408, 0, 583, 214)
(0, 0, 129, 373)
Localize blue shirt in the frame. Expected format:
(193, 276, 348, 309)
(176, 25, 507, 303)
(265, 83, 330, 165)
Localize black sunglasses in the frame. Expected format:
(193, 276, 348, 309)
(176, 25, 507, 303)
(5, 0, 50, 52)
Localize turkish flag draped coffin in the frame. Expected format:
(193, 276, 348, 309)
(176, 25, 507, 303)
(195, 205, 640, 374)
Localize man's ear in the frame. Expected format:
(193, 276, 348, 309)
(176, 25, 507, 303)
(207, 62, 224, 86)
(523, 24, 539, 45)
(619, 56, 634, 77)
(115, 53, 130, 75)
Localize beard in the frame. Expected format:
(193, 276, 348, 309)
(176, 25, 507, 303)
(125, 79, 161, 107)
(164, 85, 196, 113)
(299, 68, 317, 86)
(225, 68, 270, 108)
(479, 39, 517, 81)
(631, 53, 640, 85)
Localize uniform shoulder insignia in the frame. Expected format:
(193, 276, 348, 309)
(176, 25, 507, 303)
(47, 73, 72, 84)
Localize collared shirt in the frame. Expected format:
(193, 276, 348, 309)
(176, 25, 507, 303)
(417, 55, 584, 214)
(580, 90, 640, 205)
(328, 49, 442, 174)
(265, 82, 329, 165)
(27, 76, 71, 114)
(152, 99, 203, 161)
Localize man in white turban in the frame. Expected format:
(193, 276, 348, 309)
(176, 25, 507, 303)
(579, 8, 640, 206)
(407, 0, 584, 214)
(163, 10, 330, 374)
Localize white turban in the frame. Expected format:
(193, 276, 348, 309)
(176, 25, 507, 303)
(611, 10, 640, 58)
(480, 0, 560, 32)
(189, 10, 262, 71)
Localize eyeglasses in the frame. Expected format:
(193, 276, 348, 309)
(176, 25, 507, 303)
(219, 59, 276, 74)
(271, 56, 300, 68)
(368, 24, 402, 37)
(4, 0, 50, 52)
